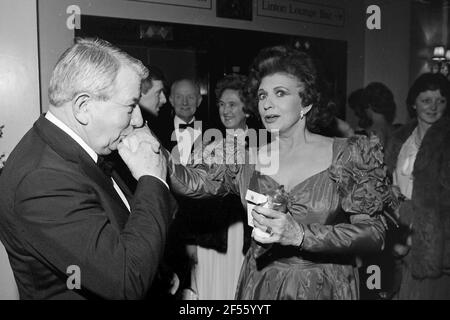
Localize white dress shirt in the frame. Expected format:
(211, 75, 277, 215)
(394, 127, 419, 200)
(173, 115, 202, 166)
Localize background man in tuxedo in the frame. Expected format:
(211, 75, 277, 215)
(139, 65, 167, 121)
(152, 78, 211, 298)
(157, 78, 204, 163)
(0, 38, 177, 299)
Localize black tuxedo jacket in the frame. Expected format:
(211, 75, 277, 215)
(0, 115, 177, 299)
(144, 109, 175, 152)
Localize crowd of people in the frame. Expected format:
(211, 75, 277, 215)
(0, 37, 449, 300)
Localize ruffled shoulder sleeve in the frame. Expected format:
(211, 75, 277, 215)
(329, 134, 400, 217)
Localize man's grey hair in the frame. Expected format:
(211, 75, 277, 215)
(49, 37, 148, 106)
(170, 78, 201, 97)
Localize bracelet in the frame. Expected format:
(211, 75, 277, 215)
(297, 223, 305, 250)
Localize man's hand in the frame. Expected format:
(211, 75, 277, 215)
(126, 126, 161, 153)
(118, 126, 166, 181)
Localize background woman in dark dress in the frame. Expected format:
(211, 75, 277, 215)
(164, 46, 399, 299)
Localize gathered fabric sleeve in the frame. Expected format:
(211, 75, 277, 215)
(162, 147, 240, 199)
(301, 135, 400, 254)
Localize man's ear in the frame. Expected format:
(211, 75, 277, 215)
(72, 93, 91, 125)
(169, 95, 174, 107)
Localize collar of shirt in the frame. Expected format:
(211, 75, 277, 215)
(173, 115, 201, 141)
(45, 111, 98, 163)
(174, 115, 195, 129)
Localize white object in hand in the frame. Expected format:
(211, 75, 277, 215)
(245, 189, 271, 238)
(253, 227, 271, 239)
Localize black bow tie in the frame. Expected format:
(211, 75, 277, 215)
(245, 136, 250, 149)
(178, 122, 194, 130)
(97, 156, 114, 178)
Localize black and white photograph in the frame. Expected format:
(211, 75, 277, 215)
(0, 0, 449, 309)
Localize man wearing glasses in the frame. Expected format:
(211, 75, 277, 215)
(0, 38, 177, 299)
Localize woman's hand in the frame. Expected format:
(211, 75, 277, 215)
(251, 205, 304, 246)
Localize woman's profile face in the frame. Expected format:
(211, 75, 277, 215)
(218, 89, 247, 129)
(257, 72, 303, 133)
(414, 89, 447, 126)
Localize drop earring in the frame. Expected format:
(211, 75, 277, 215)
(300, 110, 304, 120)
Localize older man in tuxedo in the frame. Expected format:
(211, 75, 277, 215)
(154, 78, 206, 164)
(0, 38, 177, 299)
(149, 78, 210, 298)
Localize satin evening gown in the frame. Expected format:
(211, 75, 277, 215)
(167, 135, 394, 300)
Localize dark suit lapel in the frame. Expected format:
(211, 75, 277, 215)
(78, 153, 130, 229)
(152, 115, 176, 151)
(111, 170, 133, 204)
(34, 115, 130, 229)
(167, 119, 177, 152)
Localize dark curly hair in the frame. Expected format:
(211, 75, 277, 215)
(352, 82, 396, 129)
(247, 45, 334, 132)
(406, 73, 450, 118)
(215, 74, 254, 117)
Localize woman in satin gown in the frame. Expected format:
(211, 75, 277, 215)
(164, 46, 399, 300)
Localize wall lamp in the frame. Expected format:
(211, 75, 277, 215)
(431, 45, 450, 76)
